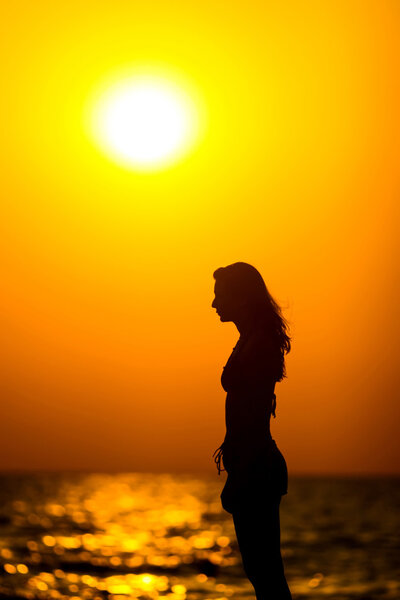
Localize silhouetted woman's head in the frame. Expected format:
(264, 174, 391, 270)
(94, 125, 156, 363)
(212, 262, 291, 381)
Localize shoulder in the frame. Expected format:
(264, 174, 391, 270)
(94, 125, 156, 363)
(243, 332, 274, 358)
(238, 332, 275, 376)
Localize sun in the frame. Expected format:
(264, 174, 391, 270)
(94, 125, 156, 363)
(88, 70, 201, 170)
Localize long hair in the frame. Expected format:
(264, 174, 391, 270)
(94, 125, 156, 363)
(213, 262, 291, 381)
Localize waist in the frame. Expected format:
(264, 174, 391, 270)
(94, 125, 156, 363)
(225, 422, 272, 444)
(223, 433, 275, 456)
(222, 437, 281, 471)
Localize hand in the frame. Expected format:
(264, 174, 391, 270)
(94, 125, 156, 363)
(220, 476, 237, 513)
(220, 472, 248, 513)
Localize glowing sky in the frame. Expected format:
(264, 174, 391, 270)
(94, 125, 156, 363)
(0, 0, 399, 474)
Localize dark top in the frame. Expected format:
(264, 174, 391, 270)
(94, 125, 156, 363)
(213, 331, 288, 497)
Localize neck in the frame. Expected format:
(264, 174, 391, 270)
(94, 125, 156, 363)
(235, 314, 259, 338)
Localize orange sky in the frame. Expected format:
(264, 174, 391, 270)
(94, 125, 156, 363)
(0, 0, 399, 475)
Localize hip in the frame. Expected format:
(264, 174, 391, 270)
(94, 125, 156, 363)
(223, 439, 288, 496)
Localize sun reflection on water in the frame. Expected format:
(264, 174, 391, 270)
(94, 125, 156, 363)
(0, 474, 242, 600)
(0, 473, 399, 600)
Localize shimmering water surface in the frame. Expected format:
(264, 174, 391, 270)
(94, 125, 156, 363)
(0, 473, 399, 600)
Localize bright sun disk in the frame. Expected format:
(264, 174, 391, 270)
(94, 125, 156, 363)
(90, 74, 199, 170)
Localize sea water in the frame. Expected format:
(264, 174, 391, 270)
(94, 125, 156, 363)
(0, 473, 399, 599)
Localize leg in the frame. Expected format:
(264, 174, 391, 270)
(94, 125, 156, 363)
(232, 495, 292, 600)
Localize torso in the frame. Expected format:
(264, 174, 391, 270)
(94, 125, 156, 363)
(221, 332, 277, 464)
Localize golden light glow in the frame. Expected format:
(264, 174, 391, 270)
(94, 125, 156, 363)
(88, 69, 202, 171)
(1, 1, 399, 477)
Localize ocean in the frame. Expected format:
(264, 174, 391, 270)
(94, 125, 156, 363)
(0, 473, 399, 600)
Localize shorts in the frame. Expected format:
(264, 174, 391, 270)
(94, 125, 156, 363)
(221, 439, 288, 513)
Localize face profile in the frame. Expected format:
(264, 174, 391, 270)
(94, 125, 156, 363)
(211, 280, 247, 323)
(211, 281, 229, 321)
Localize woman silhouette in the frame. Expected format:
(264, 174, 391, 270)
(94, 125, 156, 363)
(211, 262, 292, 600)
